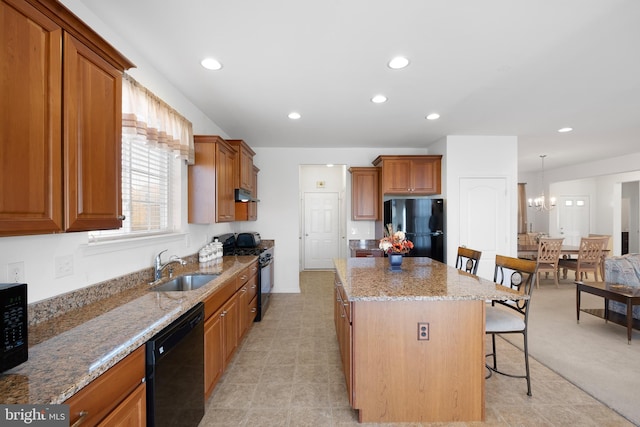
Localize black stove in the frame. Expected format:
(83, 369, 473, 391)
(225, 247, 266, 256)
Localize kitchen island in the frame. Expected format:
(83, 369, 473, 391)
(333, 256, 527, 424)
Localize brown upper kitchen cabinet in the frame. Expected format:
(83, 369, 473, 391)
(0, 0, 134, 236)
(188, 136, 236, 223)
(228, 139, 258, 222)
(235, 165, 259, 221)
(349, 167, 380, 220)
(227, 139, 256, 193)
(372, 155, 442, 195)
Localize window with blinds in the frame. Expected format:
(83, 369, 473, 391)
(89, 74, 192, 242)
(90, 137, 171, 241)
(122, 137, 171, 233)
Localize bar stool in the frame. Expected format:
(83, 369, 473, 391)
(485, 255, 537, 396)
(455, 246, 482, 275)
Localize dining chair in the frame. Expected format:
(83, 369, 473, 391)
(535, 238, 564, 288)
(588, 233, 612, 282)
(486, 255, 537, 396)
(558, 237, 607, 281)
(455, 246, 482, 275)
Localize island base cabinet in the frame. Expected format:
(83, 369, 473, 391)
(334, 279, 353, 405)
(351, 299, 485, 423)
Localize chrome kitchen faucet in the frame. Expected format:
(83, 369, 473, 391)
(154, 250, 187, 281)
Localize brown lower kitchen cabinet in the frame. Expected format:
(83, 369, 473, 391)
(238, 261, 259, 338)
(203, 260, 258, 400)
(65, 346, 146, 426)
(203, 277, 236, 399)
(204, 306, 225, 400)
(221, 293, 240, 366)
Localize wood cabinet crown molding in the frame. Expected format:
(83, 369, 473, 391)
(21, 0, 135, 70)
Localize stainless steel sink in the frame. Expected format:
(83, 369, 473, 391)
(151, 274, 218, 292)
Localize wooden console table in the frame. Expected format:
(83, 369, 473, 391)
(575, 281, 640, 344)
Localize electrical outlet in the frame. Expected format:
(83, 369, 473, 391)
(55, 255, 74, 278)
(417, 322, 429, 341)
(7, 261, 25, 283)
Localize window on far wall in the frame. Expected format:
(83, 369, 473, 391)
(89, 74, 194, 242)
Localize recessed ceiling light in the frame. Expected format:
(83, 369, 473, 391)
(371, 95, 387, 104)
(558, 127, 573, 133)
(288, 112, 301, 120)
(201, 58, 222, 70)
(388, 56, 409, 69)
(426, 113, 440, 120)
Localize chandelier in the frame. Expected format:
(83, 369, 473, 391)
(528, 155, 556, 211)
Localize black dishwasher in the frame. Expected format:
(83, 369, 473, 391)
(146, 302, 205, 427)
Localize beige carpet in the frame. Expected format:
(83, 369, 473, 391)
(508, 276, 640, 426)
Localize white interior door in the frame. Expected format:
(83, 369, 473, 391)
(459, 178, 509, 280)
(303, 192, 340, 269)
(557, 196, 590, 246)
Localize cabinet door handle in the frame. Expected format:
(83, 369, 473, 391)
(251, 308, 257, 313)
(117, 215, 126, 220)
(221, 311, 227, 317)
(71, 411, 89, 427)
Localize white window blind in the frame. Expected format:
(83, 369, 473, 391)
(90, 136, 171, 241)
(122, 136, 170, 233)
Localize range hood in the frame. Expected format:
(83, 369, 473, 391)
(235, 188, 259, 202)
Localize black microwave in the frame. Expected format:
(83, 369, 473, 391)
(1, 283, 28, 372)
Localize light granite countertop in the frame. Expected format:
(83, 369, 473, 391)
(334, 257, 528, 302)
(0, 256, 258, 405)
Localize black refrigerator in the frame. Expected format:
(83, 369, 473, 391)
(383, 199, 445, 262)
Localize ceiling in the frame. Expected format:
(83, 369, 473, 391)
(78, 0, 640, 173)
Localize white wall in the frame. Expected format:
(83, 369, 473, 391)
(547, 178, 598, 237)
(522, 153, 640, 255)
(250, 147, 428, 293)
(431, 136, 519, 275)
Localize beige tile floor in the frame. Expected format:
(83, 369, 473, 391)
(199, 271, 633, 426)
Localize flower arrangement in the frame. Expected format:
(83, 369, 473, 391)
(379, 224, 414, 254)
